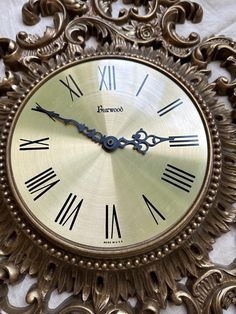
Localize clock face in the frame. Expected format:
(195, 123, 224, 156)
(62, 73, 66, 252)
(8, 56, 211, 253)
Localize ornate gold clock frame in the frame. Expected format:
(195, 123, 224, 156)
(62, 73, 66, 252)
(0, 0, 236, 313)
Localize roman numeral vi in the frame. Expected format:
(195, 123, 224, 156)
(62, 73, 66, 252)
(105, 205, 121, 239)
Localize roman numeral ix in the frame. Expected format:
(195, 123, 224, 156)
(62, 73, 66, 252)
(158, 99, 183, 116)
(55, 193, 83, 231)
(19, 137, 49, 151)
(98, 66, 116, 91)
(25, 168, 60, 201)
(162, 164, 196, 193)
(60, 74, 83, 101)
(105, 205, 121, 239)
(143, 195, 165, 225)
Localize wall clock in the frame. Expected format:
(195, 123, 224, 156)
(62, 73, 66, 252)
(0, 0, 235, 313)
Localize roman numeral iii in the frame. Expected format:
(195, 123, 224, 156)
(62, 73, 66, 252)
(25, 167, 60, 201)
(169, 135, 199, 147)
(98, 66, 116, 91)
(105, 205, 121, 239)
(59, 74, 83, 101)
(162, 164, 196, 193)
(19, 137, 49, 151)
(143, 195, 165, 225)
(55, 193, 83, 231)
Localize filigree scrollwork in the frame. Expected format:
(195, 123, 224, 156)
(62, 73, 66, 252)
(161, 1, 203, 57)
(0, 38, 25, 93)
(19, 0, 68, 50)
(0, 0, 206, 71)
(134, 21, 161, 42)
(170, 262, 236, 314)
(65, 15, 162, 48)
(0, 38, 21, 70)
(0, 279, 170, 314)
(171, 284, 200, 314)
(138, 298, 161, 313)
(0, 260, 21, 284)
(185, 261, 236, 313)
(56, 298, 96, 314)
(87, 0, 203, 53)
(0, 280, 50, 314)
(0, 71, 18, 95)
(159, 0, 179, 7)
(193, 36, 236, 108)
(22, 0, 88, 25)
(22, 0, 42, 26)
(92, 0, 158, 24)
(61, 0, 88, 14)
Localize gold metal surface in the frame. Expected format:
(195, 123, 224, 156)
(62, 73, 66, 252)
(9, 57, 209, 251)
(0, 0, 235, 313)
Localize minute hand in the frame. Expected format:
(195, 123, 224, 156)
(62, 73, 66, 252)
(32, 104, 106, 144)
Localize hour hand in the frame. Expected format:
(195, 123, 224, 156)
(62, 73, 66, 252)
(118, 129, 173, 155)
(119, 129, 199, 154)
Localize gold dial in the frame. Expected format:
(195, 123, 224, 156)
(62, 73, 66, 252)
(8, 56, 211, 252)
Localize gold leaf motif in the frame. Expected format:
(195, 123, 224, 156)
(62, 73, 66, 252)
(161, 1, 203, 57)
(19, 0, 67, 50)
(62, 0, 88, 14)
(92, 0, 158, 23)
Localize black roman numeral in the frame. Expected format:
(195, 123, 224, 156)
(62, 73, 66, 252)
(19, 137, 49, 151)
(162, 164, 195, 193)
(55, 193, 83, 231)
(158, 99, 183, 116)
(142, 195, 165, 225)
(59, 74, 83, 101)
(25, 168, 60, 201)
(98, 66, 116, 91)
(105, 205, 121, 239)
(169, 135, 199, 147)
(136, 74, 149, 96)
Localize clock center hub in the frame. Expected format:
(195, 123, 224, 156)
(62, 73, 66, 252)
(103, 136, 120, 152)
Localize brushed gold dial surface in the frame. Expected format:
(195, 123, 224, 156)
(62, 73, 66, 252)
(9, 57, 210, 252)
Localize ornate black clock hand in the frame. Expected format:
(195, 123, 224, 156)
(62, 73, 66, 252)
(118, 129, 175, 155)
(32, 104, 178, 155)
(32, 104, 120, 151)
